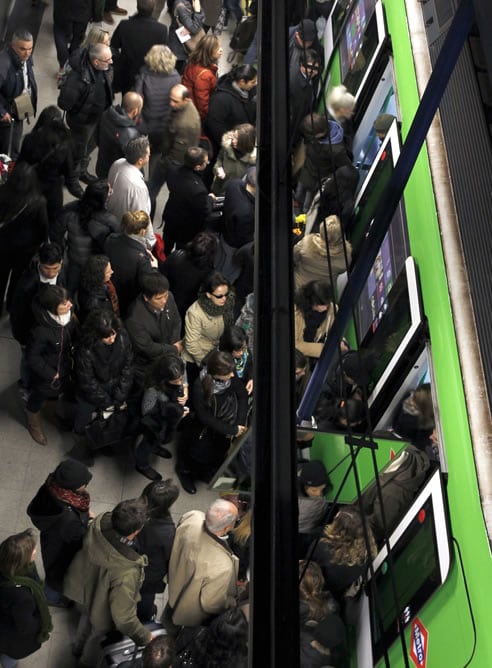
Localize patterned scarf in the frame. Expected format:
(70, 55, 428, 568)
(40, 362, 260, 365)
(47, 477, 91, 512)
(105, 279, 120, 315)
(197, 291, 235, 328)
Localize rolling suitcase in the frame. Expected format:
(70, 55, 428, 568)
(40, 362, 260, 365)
(100, 622, 166, 666)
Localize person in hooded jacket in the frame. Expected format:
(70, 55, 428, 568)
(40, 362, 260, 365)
(25, 285, 78, 446)
(211, 123, 256, 196)
(205, 64, 257, 154)
(74, 310, 134, 438)
(27, 459, 93, 607)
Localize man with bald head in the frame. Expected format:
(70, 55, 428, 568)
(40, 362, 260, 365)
(164, 499, 239, 631)
(148, 83, 201, 211)
(96, 91, 143, 177)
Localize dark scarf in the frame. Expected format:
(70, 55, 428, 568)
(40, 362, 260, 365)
(197, 291, 235, 328)
(0, 563, 53, 643)
(47, 477, 91, 512)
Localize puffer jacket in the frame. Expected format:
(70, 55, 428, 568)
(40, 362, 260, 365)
(75, 328, 134, 408)
(63, 512, 150, 645)
(134, 66, 181, 136)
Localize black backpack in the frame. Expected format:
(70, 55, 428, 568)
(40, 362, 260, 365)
(360, 445, 432, 543)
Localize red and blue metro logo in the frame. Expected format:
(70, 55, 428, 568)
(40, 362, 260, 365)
(409, 617, 429, 668)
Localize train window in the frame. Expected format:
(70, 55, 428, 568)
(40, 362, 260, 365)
(349, 119, 407, 256)
(322, 0, 352, 66)
(339, 0, 387, 101)
(352, 59, 398, 191)
(355, 468, 451, 666)
(360, 257, 425, 417)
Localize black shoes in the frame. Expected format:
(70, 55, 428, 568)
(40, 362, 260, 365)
(177, 471, 196, 494)
(79, 171, 98, 185)
(155, 446, 172, 459)
(136, 465, 162, 481)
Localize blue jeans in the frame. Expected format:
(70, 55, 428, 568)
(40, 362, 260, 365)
(0, 654, 18, 668)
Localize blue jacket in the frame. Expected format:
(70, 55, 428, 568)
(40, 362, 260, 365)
(0, 45, 37, 119)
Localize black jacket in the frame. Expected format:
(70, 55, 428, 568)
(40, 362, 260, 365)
(104, 233, 155, 318)
(26, 299, 77, 397)
(205, 76, 256, 149)
(0, 572, 43, 660)
(77, 283, 115, 323)
(75, 328, 134, 407)
(9, 260, 68, 345)
(161, 249, 214, 320)
(53, 0, 101, 23)
(0, 45, 37, 119)
(163, 166, 213, 250)
(125, 293, 182, 373)
(112, 15, 168, 93)
(222, 178, 255, 248)
(136, 516, 176, 594)
(96, 104, 141, 177)
(27, 483, 90, 591)
(58, 51, 113, 125)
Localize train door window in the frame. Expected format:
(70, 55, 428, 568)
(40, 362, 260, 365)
(339, 0, 387, 101)
(355, 468, 451, 666)
(322, 0, 352, 67)
(352, 59, 399, 192)
(349, 119, 407, 255)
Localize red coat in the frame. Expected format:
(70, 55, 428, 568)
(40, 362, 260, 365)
(182, 62, 218, 120)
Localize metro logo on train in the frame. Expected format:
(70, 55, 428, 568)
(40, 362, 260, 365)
(409, 618, 428, 668)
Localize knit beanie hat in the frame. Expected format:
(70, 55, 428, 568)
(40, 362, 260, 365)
(299, 460, 329, 488)
(53, 459, 92, 490)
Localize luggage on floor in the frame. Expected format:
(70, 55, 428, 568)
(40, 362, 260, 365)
(100, 622, 166, 666)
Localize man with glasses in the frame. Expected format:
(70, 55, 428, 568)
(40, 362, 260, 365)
(58, 42, 114, 184)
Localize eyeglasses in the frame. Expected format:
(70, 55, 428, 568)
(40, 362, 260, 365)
(211, 292, 229, 299)
(98, 57, 113, 63)
(305, 63, 319, 70)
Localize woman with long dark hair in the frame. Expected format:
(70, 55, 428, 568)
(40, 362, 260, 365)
(0, 162, 48, 315)
(0, 529, 52, 668)
(58, 179, 119, 293)
(294, 279, 335, 363)
(18, 105, 83, 228)
(176, 350, 248, 494)
(77, 255, 119, 323)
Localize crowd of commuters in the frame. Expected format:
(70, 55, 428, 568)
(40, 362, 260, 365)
(0, 2, 410, 667)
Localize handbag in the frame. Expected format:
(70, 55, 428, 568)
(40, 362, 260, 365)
(13, 92, 34, 121)
(85, 406, 129, 450)
(183, 26, 206, 53)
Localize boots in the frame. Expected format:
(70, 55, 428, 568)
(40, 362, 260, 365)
(67, 433, 94, 467)
(25, 410, 48, 446)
